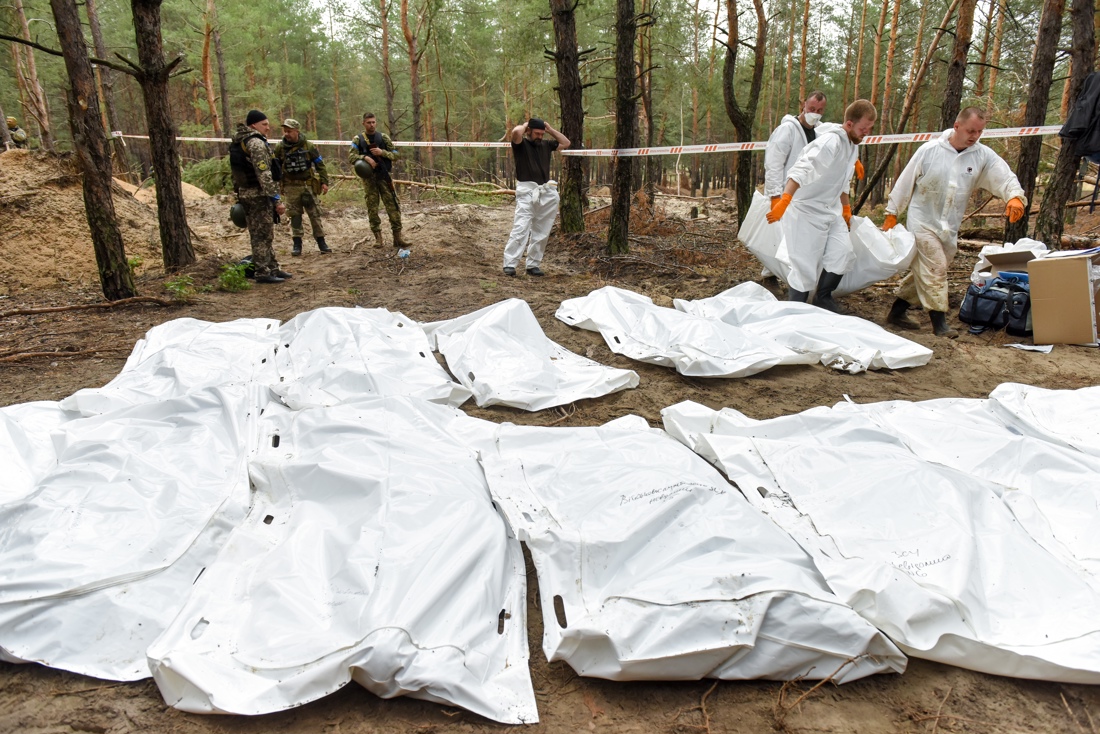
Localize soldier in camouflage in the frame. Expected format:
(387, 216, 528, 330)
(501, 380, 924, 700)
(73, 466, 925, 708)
(274, 118, 331, 256)
(6, 117, 28, 149)
(229, 109, 292, 283)
(349, 112, 411, 249)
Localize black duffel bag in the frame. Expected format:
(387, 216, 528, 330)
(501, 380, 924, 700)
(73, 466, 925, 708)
(959, 276, 1032, 336)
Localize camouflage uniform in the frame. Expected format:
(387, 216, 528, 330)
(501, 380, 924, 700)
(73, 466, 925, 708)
(230, 123, 282, 279)
(7, 118, 27, 149)
(273, 130, 329, 241)
(348, 131, 405, 245)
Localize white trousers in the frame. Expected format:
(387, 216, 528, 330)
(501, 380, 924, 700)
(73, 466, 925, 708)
(782, 203, 855, 293)
(503, 180, 559, 269)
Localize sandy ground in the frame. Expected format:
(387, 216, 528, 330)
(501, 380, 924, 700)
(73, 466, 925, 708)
(2, 149, 1100, 733)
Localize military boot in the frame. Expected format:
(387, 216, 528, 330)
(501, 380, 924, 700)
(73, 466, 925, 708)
(929, 311, 959, 339)
(812, 271, 849, 314)
(886, 297, 921, 330)
(316, 237, 332, 254)
(393, 228, 412, 249)
(291, 237, 303, 257)
(372, 230, 384, 248)
(788, 287, 809, 303)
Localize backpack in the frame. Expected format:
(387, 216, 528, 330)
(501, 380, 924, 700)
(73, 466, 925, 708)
(959, 276, 1032, 336)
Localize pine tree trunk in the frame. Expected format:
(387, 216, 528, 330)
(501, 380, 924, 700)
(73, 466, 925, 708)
(548, 0, 587, 233)
(880, 0, 901, 128)
(0, 101, 13, 149)
(985, 0, 1005, 113)
(85, 0, 131, 169)
(783, 0, 796, 110)
(1004, 0, 1065, 242)
(853, 0, 868, 100)
(797, 0, 809, 102)
(12, 0, 56, 151)
(974, 0, 995, 98)
(201, 0, 221, 135)
(1034, 0, 1095, 248)
(400, 0, 424, 170)
(722, 0, 768, 227)
(132, 0, 196, 270)
(940, 0, 978, 128)
(213, 29, 230, 133)
(48, 0, 136, 300)
(379, 0, 397, 136)
(608, 0, 637, 255)
(870, 0, 889, 104)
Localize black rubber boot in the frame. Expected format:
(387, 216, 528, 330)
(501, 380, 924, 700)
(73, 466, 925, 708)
(812, 271, 848, 314)
(291, 236, 303, 257)
(788, 287, 809, 303)
(886, 297, 921, 330)
(316, 237, 332, 254)
(929, 311, 959, 339)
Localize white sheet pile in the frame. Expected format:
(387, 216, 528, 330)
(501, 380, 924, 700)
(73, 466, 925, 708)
(423, 298, 638, 410)
(662, 384, 1100, 683)
(478, 416, 906, 683)
(3, 299, 1099, 722)
(674, 282, 932, 373)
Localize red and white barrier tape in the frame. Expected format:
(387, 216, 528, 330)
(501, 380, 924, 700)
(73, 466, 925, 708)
(114, 124, 1063, 157)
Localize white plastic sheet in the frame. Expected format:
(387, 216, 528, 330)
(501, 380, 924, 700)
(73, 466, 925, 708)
(272, 307, 472, 409)
(147, 397, 536, 724)
(739, 191, 916, 296)
(422, 298, 638, 411)
(478, 416, 906, 683)
(674, 282, 931, 373)
(0, 400, 73, 505)
(970, 238, 1048, 285)
(556, 286, 818, 377)
(0, 386, 263, 680)
(61, 317, 281, 416)
(662, 398, 1100, 683)
(989, 383, 1100, 457)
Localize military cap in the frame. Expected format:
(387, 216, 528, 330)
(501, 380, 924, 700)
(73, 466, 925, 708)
(281, 119, 301, 130)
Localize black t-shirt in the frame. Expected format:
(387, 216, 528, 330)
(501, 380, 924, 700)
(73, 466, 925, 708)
(801, 123, 816, 144)
(512, 137, 559, 184)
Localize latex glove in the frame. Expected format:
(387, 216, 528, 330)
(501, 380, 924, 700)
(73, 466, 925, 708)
(1005, 197, 1025, 223)
(766, 193, 792, 223)
(854, 160, 865, 180)
(882, 213, 898, 231)
(842, 203, 852, 228)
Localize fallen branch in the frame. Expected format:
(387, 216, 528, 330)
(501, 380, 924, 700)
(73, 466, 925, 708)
(671, 680, 719, 733)
(584, 203, 612, 217)
(0, 296, 176, 319)
(327, 175, 514, 196)
(0, 349, 100, 363)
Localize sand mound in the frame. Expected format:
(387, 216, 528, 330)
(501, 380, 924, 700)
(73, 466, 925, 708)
(0, 149, 163, 293)
(133, 180, 210, 205)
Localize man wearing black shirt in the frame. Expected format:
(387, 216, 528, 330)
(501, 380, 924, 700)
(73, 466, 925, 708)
(503, 118, 570, 277)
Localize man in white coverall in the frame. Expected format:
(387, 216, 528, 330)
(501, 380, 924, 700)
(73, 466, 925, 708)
(760, 91, 828, 285)
(766, 99, 877, 313)
(502, 117, 571, 277)
(884, 106, 1026, 338)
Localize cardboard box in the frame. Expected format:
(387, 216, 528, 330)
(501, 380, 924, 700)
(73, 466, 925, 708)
(1030, 252, 1100, 345)
(984, 250, 1036, 277)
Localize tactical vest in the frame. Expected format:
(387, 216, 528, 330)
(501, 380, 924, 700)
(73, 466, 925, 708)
(353, 133, 393, 175)
(230, 131, 280, 189)
(279, 142, 314, 180)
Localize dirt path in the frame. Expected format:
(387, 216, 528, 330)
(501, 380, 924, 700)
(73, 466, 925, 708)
(2, 174, 1100, 733)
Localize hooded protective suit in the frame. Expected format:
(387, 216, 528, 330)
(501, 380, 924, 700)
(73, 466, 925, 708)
(764, 115, 815, 197)
(887, 129, 1025, 312)
(776, 123, 859, 293)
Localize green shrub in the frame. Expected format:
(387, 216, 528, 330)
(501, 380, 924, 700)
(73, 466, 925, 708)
(182, 156, 233, 195)
(218, 263, 252, 292)
(164, 274, 195, 300)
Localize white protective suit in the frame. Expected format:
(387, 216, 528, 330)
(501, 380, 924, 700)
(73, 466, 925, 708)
(764, 115, 815, 197)
(503, 180, 560, 271)
(776, 123, 859, 293)
(887, 129, 1026, 312)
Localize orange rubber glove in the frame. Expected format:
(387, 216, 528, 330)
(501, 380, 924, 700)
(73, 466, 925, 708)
(842, 203, 852, 228)
(882, 214, 898, 231)
(771, 195, 780, 205)
(766, 193, 792, 223)
(1005, 197, 1025, 223)
(854, 160, 865, 180)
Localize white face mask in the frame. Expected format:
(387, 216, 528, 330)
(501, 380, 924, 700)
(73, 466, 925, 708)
(803, 112, 822, 127)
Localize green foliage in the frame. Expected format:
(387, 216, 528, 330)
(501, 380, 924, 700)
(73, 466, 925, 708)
(127, 255, 143, 276)
(164, 274, 195, 301)
(217, 263, 252, 292)
(182, 156, 233, 195)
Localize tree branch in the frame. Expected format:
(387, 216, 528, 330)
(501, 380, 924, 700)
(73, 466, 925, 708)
(0, 32, 138, 77)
